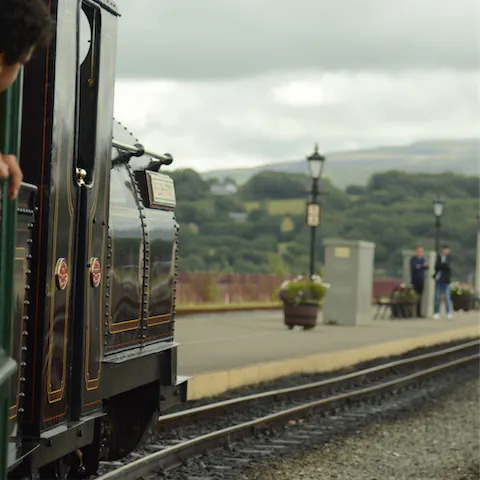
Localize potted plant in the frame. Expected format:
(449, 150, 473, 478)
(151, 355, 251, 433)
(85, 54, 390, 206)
(277, 275, 330, 330)
(450, 282, 474, 312)
(390, 284, 418, 318)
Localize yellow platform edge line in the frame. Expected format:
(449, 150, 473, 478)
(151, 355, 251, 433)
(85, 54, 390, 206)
(186, 325, 480, 400)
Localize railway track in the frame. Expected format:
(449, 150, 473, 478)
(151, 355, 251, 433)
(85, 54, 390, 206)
(95, 339, 479, 480)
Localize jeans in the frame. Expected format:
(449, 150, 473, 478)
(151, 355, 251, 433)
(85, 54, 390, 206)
(435, 282, 452, 315)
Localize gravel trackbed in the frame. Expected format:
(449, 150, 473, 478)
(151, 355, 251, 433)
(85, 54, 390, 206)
(247, 378, 480, 480)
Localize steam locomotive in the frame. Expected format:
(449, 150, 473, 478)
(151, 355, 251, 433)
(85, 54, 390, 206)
(3, 0, 188, 478)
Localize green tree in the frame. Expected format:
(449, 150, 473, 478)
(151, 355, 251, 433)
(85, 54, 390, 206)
(213, 195, 245, 217)
(167, 168, 210, 201)
(170, 167, 479, 280)
(178, 254, 206, 272)
(346, 184, 365, 195)
(267, 252, 289, 276)
(239, 171, 308, 200)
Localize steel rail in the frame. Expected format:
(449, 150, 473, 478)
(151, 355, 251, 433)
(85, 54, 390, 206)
(157, 339, 480, 427)
(95, 340, 479, 480)
(111, 140, 173, 163)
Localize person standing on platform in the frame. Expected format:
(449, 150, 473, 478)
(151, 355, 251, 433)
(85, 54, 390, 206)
(433, 245, 453, 320)
(410, 245, 428, 317)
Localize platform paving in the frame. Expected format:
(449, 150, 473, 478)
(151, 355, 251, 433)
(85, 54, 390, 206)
(176, 309, 479, 376)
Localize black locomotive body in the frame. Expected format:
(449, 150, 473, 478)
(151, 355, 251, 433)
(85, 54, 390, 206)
(7, 0, 187, 477)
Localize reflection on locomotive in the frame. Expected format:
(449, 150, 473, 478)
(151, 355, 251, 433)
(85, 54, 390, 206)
(7, 1, 188, 478)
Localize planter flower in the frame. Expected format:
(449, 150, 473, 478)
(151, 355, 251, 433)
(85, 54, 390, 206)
(391, 283, 418, 318)
(277, 275, 330, 330)
(450, 282, 474, 312)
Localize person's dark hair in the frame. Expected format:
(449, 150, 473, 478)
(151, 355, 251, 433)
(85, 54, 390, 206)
(0, 0, 53, 66)
(442, 244, 450, 249)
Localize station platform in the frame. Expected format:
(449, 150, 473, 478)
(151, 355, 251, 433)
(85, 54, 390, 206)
(175, 310, 479, 400)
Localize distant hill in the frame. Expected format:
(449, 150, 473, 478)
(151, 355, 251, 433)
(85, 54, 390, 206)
(202, 139, 479, 189)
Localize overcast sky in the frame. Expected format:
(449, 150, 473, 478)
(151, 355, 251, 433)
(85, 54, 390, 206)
(110, 0, 479, 172)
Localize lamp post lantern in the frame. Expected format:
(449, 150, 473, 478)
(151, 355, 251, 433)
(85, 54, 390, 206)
(433, 196, 444, 254)
(306, 143, 326, 279)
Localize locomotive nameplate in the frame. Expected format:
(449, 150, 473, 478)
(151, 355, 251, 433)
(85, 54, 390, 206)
(55, 258, 69, 291)
(90, 257, 102, 288)
(144, 171, 176, 209)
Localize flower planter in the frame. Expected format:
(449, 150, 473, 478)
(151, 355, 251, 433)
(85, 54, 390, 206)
(450, 283, 475, 311)
(389, 284, 418, 319)
(451, 294, 473, 312)
(391, 301, 416, 319)
(283, 303, 318, 330)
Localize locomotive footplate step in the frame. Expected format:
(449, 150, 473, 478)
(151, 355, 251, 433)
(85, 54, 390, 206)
(7, 442, 40, 473)
(102, 341, 179, 364)
(31, 412, 104, 469)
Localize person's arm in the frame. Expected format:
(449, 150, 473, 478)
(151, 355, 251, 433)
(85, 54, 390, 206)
(433, 255, 441, 277)
(410, 257, 416, 271)
(0, 153, 23, 199)
(445, 256, 452, 274)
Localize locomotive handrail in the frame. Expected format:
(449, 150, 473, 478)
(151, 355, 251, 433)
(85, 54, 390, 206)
(112, 140, 173, 164)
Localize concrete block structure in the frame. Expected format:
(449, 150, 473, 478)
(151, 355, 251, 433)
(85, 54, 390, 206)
(323, 239, 375, 326)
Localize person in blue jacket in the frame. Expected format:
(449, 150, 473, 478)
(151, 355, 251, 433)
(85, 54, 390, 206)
(410, 245, 428, 317)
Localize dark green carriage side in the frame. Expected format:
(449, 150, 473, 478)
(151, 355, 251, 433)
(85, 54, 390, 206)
(0, 73, 23, 478)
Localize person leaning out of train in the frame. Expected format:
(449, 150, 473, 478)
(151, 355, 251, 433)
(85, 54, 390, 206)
(0, 0, 53, 199)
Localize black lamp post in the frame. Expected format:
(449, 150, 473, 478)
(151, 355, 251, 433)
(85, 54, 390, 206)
(306, 143, 326, 279)
(433, 196, 444, 254)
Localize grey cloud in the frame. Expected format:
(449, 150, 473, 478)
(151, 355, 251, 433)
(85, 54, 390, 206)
(113, 0, 478, 79)
(113, 70, 478, 171)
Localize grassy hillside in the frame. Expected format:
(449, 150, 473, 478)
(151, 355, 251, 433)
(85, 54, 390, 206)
(244, 198, 305, 215)
(203, 139, 478, 189)
(173, 168, 479, 280)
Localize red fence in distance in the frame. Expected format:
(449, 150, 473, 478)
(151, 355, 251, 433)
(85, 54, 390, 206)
(176, 273, 402, 305)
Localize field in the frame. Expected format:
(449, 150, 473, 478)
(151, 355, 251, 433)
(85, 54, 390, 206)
(244, 198, 305, 216)
(193, 197, 308, 216)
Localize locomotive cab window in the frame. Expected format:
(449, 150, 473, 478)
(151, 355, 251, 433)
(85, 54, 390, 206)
(79, 7, 92, 66)
(77, 2, 101, 185)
